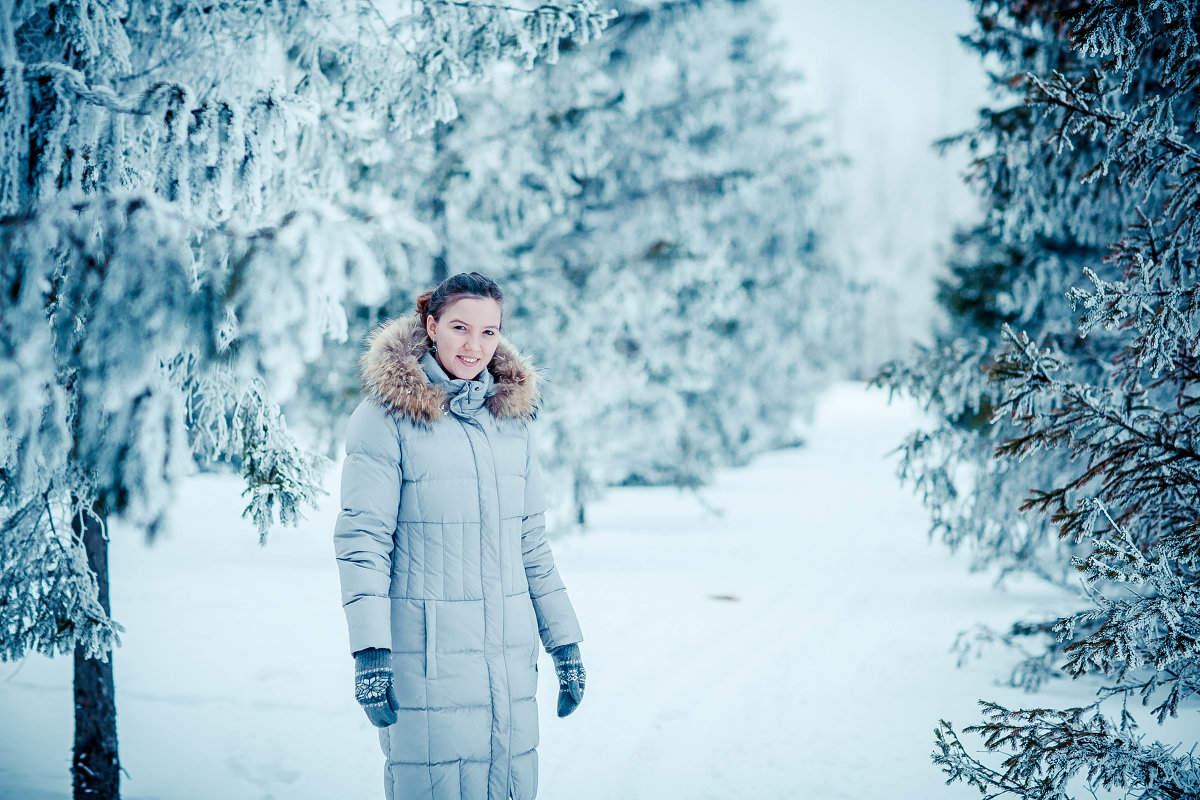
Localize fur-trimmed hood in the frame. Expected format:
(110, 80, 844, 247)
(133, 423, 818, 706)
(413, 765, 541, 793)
(359, 314, 540, 426)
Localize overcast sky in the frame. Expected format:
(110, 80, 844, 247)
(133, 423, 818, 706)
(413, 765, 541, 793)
(765, 0, 994, 361)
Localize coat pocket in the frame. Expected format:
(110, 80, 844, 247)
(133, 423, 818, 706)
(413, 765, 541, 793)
(528, 599, 541, 668)
(424, 599, 438, 679)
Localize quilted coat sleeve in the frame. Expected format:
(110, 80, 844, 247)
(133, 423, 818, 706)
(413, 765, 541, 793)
(522, 426, 583, 650)
(333, 399, 401, 654)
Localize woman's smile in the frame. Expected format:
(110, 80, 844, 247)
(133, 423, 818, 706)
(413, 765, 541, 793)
(427, 296, 503, 380)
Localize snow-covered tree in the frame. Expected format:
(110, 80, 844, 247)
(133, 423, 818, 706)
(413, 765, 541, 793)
(574, 0, 836, 483)
(880, 2, 1200, 796)
(301, 0, 841, 523)
(0, 1, 611, 796)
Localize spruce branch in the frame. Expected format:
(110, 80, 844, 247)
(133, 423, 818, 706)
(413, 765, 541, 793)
(934, 702, 1200, 800)
(23, 62, 149, 115)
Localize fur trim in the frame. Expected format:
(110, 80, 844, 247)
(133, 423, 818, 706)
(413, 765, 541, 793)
(359, 314, 540, 426)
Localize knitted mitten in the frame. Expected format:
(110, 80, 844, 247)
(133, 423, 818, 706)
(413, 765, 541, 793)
(549, 643, 586, 718)
(354, 648, 399, 727)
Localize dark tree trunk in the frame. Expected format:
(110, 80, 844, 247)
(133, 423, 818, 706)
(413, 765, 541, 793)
(431, 121, 450, 284)
(574, 474, 586, 528)
(72, 503, 119, 800)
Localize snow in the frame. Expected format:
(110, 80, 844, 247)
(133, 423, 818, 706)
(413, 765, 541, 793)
(0, 383, 1145, 798)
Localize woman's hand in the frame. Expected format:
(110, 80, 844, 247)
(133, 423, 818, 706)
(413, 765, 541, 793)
(549, 643, 586, 717)
(354, 648, 399, 727)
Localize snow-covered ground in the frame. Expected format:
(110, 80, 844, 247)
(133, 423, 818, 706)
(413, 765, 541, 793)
(0, 383, 1149, 798)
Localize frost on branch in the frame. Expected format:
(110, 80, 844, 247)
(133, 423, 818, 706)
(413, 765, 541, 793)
(881, 2, 1200, 796)
(0, 496, 123, 662)
(934, 703, 1200, 800)
(2, 0, 613, 663)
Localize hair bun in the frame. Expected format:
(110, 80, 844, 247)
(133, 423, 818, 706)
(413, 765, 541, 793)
(415, 290, 434, 319)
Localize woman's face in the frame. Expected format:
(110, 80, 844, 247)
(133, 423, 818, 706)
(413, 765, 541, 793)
(426, 296, 503, 380)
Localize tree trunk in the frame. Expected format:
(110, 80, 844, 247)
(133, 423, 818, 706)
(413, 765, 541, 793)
(573, 473, 586, 528)
(431, 121, 450, 284)
(72, 503, 119, 800)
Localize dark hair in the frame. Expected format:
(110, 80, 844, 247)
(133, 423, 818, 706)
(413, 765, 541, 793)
(415, 272, 505, 327)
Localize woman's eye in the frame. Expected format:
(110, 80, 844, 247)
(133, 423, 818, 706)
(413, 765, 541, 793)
(484, 330, 496, 336)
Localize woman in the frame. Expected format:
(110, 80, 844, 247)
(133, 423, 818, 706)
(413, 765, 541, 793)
(333, 272, 585, 800)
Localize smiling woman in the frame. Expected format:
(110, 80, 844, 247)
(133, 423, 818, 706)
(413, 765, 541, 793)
(423, 291, 503, 381)
(334, 272, 586, 800)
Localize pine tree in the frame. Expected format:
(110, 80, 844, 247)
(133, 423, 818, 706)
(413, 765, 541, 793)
(880, 2, 1200, 796)
(319, 0, 841, 523)
(0, 2, 611, 797)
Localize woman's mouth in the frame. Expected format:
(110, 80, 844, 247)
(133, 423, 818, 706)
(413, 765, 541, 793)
(458, 355, 480, 366)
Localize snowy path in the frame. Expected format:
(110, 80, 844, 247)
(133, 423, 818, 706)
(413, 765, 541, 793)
(2, 383, 1094, 799)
